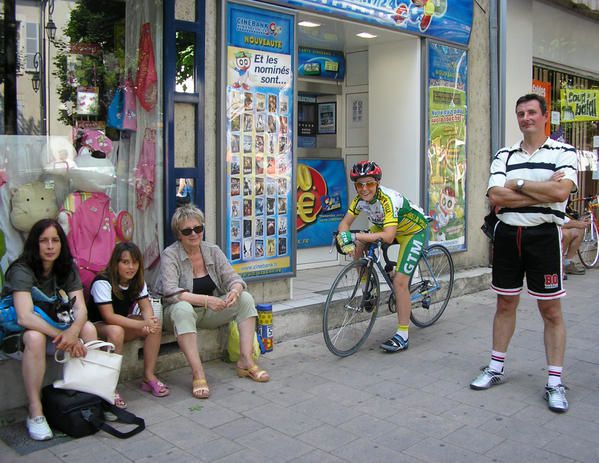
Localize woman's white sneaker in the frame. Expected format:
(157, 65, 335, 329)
(26, 416, 53, 441)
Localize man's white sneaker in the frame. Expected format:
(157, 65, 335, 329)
(470, 367, 504, 390)
(545, 384, 569, 413)
(26, 415, 53, 441)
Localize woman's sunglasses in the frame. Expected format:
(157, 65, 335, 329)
(180, 225, 204, 236)
(354, 180, 378, 190)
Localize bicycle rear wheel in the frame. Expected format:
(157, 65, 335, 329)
(409, 244, 454, 328)
(578, 220, 599, 268)
(323, 260, 379, 357)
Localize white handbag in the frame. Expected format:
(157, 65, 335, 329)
(53, 340, 123, 404)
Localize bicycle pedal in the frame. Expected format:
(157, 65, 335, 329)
(421, 296, 431, 309)
(363, 295, 376, 312)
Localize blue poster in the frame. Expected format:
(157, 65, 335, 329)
(298, 47, 346, 81)
(225, 2, 295, 279)
(275, 0, 473, 46)
(297, 159, 348, 248)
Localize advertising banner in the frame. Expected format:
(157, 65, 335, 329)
(298, 47, 346, 80)
(297, 159, 348, 248)
(426, 42, 467, 251)
(532, 79, 551, 136)
(225, 2, 295, 279)
(274, 0, 473, 46)
(560, 89, 599, 123)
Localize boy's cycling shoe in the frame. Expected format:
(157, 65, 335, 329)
(380, 334, 408, 352)
(545, 384, 569, 413)
(469, 367, 504, 390)
(26, 416, 53, 441)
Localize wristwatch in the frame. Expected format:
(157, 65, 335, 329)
(516, 179, 525, 190)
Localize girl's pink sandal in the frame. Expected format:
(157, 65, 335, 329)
(114, 391, 128, 409)
(141, 379, 170, 397)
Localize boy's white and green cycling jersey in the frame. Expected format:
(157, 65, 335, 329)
(348, 185, 428, 276)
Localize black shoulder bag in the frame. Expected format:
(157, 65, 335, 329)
(42, 385, 145, 439)
(481, 209, 499, 241)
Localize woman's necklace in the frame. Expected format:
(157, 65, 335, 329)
(188, 249, 206, 277)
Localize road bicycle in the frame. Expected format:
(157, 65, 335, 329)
(323, 234, 454, 357)
(571, 195, 599, 268)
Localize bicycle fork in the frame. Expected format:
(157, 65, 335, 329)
(357, 262, 377, 313)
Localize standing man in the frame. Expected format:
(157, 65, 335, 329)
(470, 94, 578, 413)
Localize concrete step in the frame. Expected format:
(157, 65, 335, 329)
(0, 328, 224, 415)
(272, 266, 492, 343)
(0, 266, 491, 417)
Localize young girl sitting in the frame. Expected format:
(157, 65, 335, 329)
(88, 242, 169, 407)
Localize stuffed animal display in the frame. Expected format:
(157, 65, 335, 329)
(43, 136, 77, 177)
(68, 149, 116, 194)
(10, 182, 59, 232)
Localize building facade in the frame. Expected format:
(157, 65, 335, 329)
(6, 1, 595, 306)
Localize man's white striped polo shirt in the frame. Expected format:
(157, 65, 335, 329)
(487, 137, 578, 227)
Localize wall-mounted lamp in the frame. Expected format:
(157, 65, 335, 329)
(32, 52, 41, 93)
(46, 0, 57, 41)
(46, 18, 57, 41)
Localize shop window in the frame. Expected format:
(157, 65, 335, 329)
(175, 177, 195, 207)
(176, 31, 195, 93)
(533, 65, 599, 203)
(2, 0, 164, 275)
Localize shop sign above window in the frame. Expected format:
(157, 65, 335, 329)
(274, 0, 473, 46)
(560, 89, 599, 123)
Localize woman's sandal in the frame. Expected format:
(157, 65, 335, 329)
(236, 365, 270, 383)
(141, 378, 170, 397)
(192, 379, 210, 399)
(114, 391, 127, 409)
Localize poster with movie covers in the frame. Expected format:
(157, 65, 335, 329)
(225, 2, 294, 279)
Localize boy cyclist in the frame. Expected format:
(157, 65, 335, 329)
(337, 161, 428, 352)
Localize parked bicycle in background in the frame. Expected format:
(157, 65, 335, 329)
(569, 194, 599, 268)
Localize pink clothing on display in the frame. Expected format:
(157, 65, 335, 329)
(135, 23, 158, 112)
(122, 78, 137, 131)
(134, 128, 156, 210)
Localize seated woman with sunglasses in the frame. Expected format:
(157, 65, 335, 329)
(337, 161, 428, 353)
(157, 204, 269, 399)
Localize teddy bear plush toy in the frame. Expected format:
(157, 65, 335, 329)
(9, 181, 59, 233)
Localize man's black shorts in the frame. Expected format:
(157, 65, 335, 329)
(491, 221, 565, 299)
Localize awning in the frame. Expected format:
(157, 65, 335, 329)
(548, 0, 599, 18)
(571, 0, 599, 10)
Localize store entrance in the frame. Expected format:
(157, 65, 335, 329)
(295, 12, 420, 269)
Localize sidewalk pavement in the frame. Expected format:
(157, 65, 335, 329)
(2, 268, 599, 463)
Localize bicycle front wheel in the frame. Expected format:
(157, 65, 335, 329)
(323, 260, 379, 357)
(409, 244, 454, 328)
(578, 220, 599, 268)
